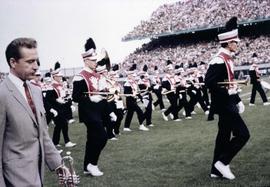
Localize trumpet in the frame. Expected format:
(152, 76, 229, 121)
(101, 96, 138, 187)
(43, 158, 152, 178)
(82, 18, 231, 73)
(217, 79, 248, 86)
(57, 151, 80, 187)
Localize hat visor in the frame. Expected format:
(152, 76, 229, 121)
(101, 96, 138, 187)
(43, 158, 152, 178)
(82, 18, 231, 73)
(220, 38, 240, 43)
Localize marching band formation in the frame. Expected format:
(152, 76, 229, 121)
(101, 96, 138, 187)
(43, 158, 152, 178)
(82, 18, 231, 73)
(2, 17, 269, 186)
(31, 37, 220, 178)
(29, 31, 270, 180)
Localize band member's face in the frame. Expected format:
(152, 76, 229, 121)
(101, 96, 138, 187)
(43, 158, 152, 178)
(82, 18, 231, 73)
(53, 75, 62, 83)
(9, 47, 39, 81)
(84, 58, 97, 70)
(228, 41, 238, 52)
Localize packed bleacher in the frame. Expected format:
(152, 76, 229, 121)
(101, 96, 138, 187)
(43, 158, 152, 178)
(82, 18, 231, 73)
(120, 35, 270, 75)
(123, 0, 270, 41)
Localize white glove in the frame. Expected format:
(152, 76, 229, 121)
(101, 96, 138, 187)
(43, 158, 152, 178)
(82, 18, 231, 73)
(109, 87, 116, 94)
(192, 90, 196, 94)
(98, 78, 107, 91)
(143, 99, 149, 108)
(153, 85, 159, 90)
(89, 95, 103, 103)
(228, 88, 238, 95)
(237, 101, 245, 113)
(115, 100, 124, 109)
(70, 105, 76, 112)
(109, 112, 117, 122)
(237, 88, 242, 93)
(56, 98, 65, 104)
(50, 108, 58, 117)
(179, 94, 183, 100)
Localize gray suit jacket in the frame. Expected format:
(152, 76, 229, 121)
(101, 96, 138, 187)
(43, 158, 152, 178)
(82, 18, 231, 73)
(0, 77, 61, 187)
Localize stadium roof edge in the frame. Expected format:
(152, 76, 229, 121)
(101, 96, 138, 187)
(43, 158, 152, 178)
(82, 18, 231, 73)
(122, 17, 270, 42)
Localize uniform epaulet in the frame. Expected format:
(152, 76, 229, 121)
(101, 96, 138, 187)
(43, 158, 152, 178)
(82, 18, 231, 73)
(124, 81, 131, 87)
(209, 56, 224, 65)
(72, 74, 84, 82)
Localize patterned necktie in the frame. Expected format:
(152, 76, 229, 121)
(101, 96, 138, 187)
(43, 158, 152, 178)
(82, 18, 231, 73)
(23, 82, 37, 119)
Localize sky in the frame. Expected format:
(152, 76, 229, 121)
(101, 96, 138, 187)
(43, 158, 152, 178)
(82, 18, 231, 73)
(0, 0, 179, 73)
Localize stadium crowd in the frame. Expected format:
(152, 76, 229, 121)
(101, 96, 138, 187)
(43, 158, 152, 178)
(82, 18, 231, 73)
(120, 35, 270, 75)
(123, 0, 270, 41)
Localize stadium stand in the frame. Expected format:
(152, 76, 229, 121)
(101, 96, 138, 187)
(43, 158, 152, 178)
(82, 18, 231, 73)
(122, 0, 270, 41)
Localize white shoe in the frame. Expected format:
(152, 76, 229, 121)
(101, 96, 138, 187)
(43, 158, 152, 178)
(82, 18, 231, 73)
(139, 124, 149, 131)
(185, 116, 192, 120)
(58, 149, 63, 154)
(191, 111, 197, 115)
(149, 124, 154, 127)
(86, 164, 103, 177)
(109, 137, 118, 141)
(161, 108, 166, 112)
(162, 112, 168, 121)
(68, 119, 76, 124)
(123, 128, 132, 132)
(169, 113, 174, 120)
(205, 110, 209, 115)
(210, 174, 220, 178)
(173, 118, 182, 122)
(249, 103, 255, 106)
(263, 102, 270, 106)
(214, 161, 235, 180)
(56, 144, 62, 147)
(65, 142, 77, 148)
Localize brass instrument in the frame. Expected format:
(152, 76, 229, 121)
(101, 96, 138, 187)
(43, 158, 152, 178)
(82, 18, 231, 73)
(217, 80, 248, 86)
(57, 151, 80, 187)
(161, 89, 185, 95)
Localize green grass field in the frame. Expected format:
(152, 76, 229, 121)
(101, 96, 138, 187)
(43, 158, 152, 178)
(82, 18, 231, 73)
(45, 85, 270, 187)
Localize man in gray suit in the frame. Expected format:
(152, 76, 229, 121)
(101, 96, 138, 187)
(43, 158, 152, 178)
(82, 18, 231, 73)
(0, 38, 64, 186)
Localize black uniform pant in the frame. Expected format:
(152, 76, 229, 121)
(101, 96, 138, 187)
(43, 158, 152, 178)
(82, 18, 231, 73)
(250, 83, 268, 104)
(144, 99, 153, 126)
(124, 98, 145, 128)
(188, 89, 208, 113)
(211, 112, 250, 175)
(52, 116, 70, 145)
(84, 120, 107, 170)
(164, 94, 178, 119)
(113, 108, 124, 135)
(201, 86, 210, 106)
(153, 88, 165, 110)
(177, 93, 191, 117)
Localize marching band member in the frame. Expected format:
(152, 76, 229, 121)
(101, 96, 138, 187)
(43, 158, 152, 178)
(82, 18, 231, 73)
(96, 52, 118, 140)
(123, 64, 149, 131)
(151, 65, 165, 111)
(41, 72, 56, 124)
(186, 68, 209, 115)
(161, 61, 181, 121)
(174, 66, 192, 119)
(248, 56, 270, 106)
(109, 64, 125, 136)
(138, 68, 154, 127)
(45, 63, 76, 148)
(72, 38, 107, 176)
(205, 17, 250, 180)
(30, 70, 43, 89)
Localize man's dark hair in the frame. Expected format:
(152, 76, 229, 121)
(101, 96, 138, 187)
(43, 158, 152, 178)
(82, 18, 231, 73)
(5, 37, 37, 67)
